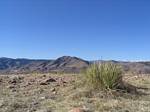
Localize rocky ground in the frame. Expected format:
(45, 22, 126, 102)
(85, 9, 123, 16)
(0, 73, 150, 112)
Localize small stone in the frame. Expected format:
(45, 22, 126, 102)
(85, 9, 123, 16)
(34, 102, 39, 105)
(42, 75, 46, 77)
(11, 89, 17, 92)
(7, 85, 15, 89)
(40, 96, 46, 100)
(69, 108, 85, 112)
(51, 88, 56, 92)
(0, 78, 3, 83)
(40, 78, 56, 85)
(0, 100, 4, 107)
(51, 91, 56, 95)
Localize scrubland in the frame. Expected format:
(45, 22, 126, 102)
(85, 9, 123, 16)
(0, 72, 149, 112)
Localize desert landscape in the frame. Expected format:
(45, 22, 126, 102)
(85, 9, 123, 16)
(0, 56, 150, 112)
(1, 0, 150, 112)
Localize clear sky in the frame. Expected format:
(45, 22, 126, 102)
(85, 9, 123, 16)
(0, 0, 150, 61)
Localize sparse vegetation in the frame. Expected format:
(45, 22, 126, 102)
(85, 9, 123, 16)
(85, 62, 123, 90)
(0, 73, 149, 112)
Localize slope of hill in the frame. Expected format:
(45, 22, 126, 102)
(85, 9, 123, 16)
(0, 56, 150, 74)
(0, 56, 89, 74)
(0, 57, 50, 73)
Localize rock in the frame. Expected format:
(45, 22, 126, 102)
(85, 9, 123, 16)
(9, 79, 17, 84)
(11, 89, 17, 92)
(7, 85, 15, 89)
(0, 78, 3, 83)
(40, 96, 46, 100)
(8, 76, 23, 84)
(46, 78, 57, 82)
(40, 78, 56, 85)
(52, 91, 57, 95)
(42, 75, 46, 78)
(69, 108, 85, 112)
(0, 100, 4, 107)
(33, 102, 39, 106)
(50, 88, 56, 92)
(125, 110, 130, 112)
(40, 82, 47, 85)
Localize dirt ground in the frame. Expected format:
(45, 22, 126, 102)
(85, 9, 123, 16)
(0, 73, 150, 112)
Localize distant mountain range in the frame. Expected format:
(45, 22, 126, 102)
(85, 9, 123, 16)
(0, 56, 150, 74)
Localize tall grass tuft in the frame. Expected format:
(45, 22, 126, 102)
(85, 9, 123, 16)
(85, 62, 123, 90)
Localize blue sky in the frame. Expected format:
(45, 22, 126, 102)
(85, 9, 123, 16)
(0, 0, 150, 61)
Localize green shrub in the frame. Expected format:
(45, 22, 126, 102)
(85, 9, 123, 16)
(85, 62, 123, 90)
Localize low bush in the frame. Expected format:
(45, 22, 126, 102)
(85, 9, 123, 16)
(85, 62, 123, 90)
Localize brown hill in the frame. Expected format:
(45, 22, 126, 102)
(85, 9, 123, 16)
(0, 56, 150, 74)
(0, 56, 89, 74)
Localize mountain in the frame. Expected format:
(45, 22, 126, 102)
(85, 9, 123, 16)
(118, 61, 150, 74)
(0, 56, 89, 74)
(0, 56, 150, 74)
(46, 56, 89, 72)
(0, 57, 49, 73)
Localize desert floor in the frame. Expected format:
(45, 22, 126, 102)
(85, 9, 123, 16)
(0, 73, 150, 112)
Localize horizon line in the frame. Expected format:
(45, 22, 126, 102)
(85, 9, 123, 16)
(0, 56, 150, 62)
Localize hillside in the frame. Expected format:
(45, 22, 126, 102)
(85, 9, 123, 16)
(0, 56, 150, 74)
(0, 56, 89, 74)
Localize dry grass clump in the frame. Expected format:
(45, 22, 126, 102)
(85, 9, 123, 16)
(85, 62, 123, 90)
